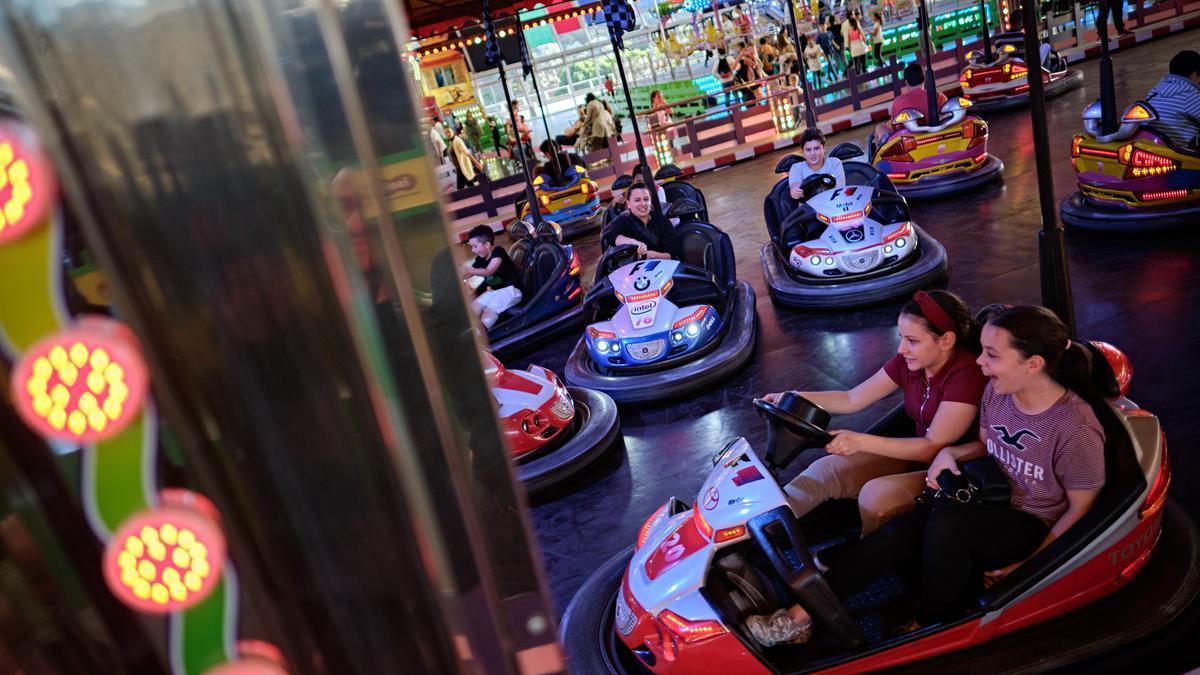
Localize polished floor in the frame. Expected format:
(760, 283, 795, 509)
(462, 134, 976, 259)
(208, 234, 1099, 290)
(516, 28, 1200, 671)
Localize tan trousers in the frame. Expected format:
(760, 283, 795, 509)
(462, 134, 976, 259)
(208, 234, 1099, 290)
(783, 453, 927, 535)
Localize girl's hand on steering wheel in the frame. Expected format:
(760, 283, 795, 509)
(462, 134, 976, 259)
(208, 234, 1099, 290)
(635, 241, 648, 257)
(925, 447, 960, 489)
(825, 430, 866, 456)
(762, 390, 791, 404)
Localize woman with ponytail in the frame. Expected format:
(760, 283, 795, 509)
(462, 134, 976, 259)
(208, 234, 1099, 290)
(749, 306, 1107, 646)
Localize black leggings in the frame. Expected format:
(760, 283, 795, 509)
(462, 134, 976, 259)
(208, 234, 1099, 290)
(826, 502, 1048, 624)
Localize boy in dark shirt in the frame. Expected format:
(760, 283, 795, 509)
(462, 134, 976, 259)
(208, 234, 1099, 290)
(460, 225, 522, 329)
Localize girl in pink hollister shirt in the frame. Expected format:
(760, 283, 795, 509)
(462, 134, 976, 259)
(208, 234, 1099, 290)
(746, 305, 1108, 647)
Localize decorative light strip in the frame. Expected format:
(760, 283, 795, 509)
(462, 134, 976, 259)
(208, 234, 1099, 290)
(413, 5, 602, 59)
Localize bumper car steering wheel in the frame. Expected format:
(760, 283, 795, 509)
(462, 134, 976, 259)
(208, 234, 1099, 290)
(801, 173, 837, 201)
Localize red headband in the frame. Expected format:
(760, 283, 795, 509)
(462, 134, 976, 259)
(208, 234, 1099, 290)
(913, 291, 956, 335)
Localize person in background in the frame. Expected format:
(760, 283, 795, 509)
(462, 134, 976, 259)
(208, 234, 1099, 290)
(649, 90, 674, 131)
(816, 19, 838, 81)
(1145, 50, 1200, 150)
(802, 33, 825, 87)
(714, 46, 737, 96)
(828, 15, 848, 78)
(759, 36, 778, 75)
(557, 105, 588, 148)
(1099, 0, 1133, 37)
(777, 32, 798, 76)
(870, 10, 885, 67)
(847, 14, 869, 74)
(429, 119, 447, 164)
(874, 62, 947, 146)
(604, 74, 615, 97)
(465, 112, 483, 152)
(447, 126, 483, 189)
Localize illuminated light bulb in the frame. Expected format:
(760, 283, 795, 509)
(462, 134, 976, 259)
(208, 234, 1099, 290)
(169, 584, 187, 602)
(125, 536, 144, 556)
(103, 397, 122, 420)
(151, 583, 169, 605)
(118, 551, 136, 569)
(32, 357, 51, 378)
(108, 380, 129, 403)
(132, 578, 151, 599)
(26, 375, 44, 397)
(50, 384, 69, 406)
(121, 566, 140, 586)
(162, 567, 180, 587)
(67, 410, 86, 435)
(78, 392, 98, 413)
(8, 159, 28, 183)
(89, 349, 110, 371)
(191, 542, 208, 561)
(140, 526, 159, 544)
(69, 342, 87, 367)
(160, 523, 177, 545)
(47, 406, 66, 430)
(88, 409, 107, 432)
(32, 395, 51, 416)
(178, 529, 196, 549)
(104, 362, 125, 384)
(0, 142, 11, 165)
(184, 571, 202, 592)
(173, 548, 191, 569)
(86, 369, 105, 394)
(138, 559, 156, 580)
(193, 558, 210, 578)
(147, 541, 166, 561)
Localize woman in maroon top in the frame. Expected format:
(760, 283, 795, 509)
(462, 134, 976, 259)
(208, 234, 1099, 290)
(762, 290, 988, 535)
(749, 306, 1108, 647)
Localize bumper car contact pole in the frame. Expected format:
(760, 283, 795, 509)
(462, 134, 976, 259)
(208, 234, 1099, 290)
(918, 0, 941, 126)
(979, 0, 993, 61)
(482, 0, 543, 227)
(515, 17, 567, 184)
(604, 7, 664, 216)
(1021, 0, 1076, 333)
(784, 0, 818, 128)
(1095, 0, 1119, 134)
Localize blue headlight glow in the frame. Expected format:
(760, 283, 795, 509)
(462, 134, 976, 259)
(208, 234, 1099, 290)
(597, 340, 610, 352)
(685, 323, 700, 337)
(896, 237, 907, 248)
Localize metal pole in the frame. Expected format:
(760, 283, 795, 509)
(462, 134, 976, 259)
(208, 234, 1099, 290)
(1021, 0, 1076, 333)
(980, 0, 993, 60)
(1096, 0, 1119, 134)
(516, 17, 566, 183)
(785, 0, 819, 126)
(608, 31, 664, 215)
(482, 0, 543, 225)
(918, 0, 941, 126)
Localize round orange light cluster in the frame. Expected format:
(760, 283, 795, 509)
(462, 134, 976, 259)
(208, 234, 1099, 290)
(0, 120, 56, 245)
(11, 317, 148, 443)
(103, 505, 225, 613)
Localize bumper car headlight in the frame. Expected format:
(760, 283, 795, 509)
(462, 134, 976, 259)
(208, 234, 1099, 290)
(551, 390, 573, 419)
(685, 323, 700, 337)
(596, 339, 611, 353)
(896, 237, 907, 248)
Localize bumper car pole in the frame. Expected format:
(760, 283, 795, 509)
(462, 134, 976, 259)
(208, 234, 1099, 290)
(918, 0, 941, 126)
(603, 7, 663, 216)
(482, 0, 543, 227)
(979, 0, 993, 62)
(1095, 0, 1119, 134)
(1021, 0, 1077, 334)
(784, 0, 818, 128)
(515, 18, 567, 184)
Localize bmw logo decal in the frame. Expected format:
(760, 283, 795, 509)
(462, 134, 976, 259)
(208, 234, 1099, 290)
(634, 276, 650, 291)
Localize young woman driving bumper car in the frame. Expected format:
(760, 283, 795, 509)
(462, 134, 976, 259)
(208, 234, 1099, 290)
(869, 97, 1005, 200)
(761, 145, 949, 309)
(563, 197, 757, 405)
(560, 332, 1197, 673)
(1060, 99, 1200, 231)
(484, 352, 621, 496)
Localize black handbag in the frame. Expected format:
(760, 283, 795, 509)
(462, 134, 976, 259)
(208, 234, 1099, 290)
(917, 456, 1011, 508)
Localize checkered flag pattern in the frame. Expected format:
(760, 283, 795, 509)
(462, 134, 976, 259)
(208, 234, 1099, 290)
(483, 13, 502, 68)
(602, 0, 637, 49)
(518, 28, 533, 79)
